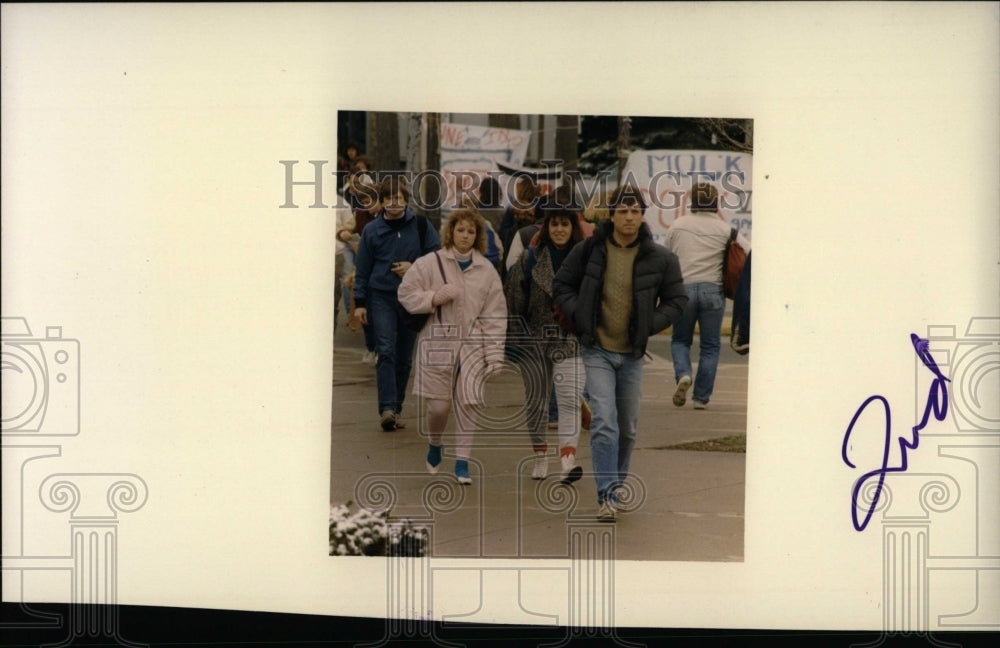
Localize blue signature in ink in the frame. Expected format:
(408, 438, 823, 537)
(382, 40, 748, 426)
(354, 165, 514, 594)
(841, 334, 951, 532)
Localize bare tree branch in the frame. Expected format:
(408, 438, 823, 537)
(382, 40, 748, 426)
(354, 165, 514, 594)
(693, 118, 753, 153)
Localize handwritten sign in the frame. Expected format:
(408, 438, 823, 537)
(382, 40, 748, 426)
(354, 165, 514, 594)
(621, 149, 753, 246)
(440, 123, 530, 209)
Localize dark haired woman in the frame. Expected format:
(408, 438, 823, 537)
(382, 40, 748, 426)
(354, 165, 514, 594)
(503, 208, 586, 484)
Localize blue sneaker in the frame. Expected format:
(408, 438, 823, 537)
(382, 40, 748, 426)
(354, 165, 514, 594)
(454, 459, 472, 485)
(426, 444, 443, 475)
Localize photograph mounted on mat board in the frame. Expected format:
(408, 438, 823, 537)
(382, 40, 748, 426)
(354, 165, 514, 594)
(3, 3, 996, 640)
(330, 110, 753, 562)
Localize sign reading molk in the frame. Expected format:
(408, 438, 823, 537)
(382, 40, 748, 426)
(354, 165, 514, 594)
(621, 149, 754, 246)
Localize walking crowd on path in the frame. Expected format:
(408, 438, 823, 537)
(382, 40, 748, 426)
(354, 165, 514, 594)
(335, 149, 751, 523)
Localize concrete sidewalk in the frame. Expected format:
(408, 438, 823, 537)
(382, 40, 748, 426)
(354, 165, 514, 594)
(330, 322, 747, 562)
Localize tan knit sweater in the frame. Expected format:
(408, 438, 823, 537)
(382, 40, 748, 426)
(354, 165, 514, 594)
(596, 241, 638, 353)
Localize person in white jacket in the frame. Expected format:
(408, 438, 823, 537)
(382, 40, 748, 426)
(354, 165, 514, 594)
(664, 182, 751, 410)
(397, 209, 507, 485)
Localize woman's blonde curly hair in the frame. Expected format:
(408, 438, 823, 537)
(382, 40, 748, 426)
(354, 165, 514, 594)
(441, 208, 488, 254)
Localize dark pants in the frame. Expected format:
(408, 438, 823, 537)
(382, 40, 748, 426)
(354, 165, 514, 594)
(368, 290, 418, 415)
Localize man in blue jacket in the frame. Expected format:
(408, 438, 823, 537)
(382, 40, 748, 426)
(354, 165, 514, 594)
(354, 177, 441, 431)
(553, 184, 687, 522)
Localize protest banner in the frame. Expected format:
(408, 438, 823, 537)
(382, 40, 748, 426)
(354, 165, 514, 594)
(439, 122, 531, 209)
(621, 149, 753, 245)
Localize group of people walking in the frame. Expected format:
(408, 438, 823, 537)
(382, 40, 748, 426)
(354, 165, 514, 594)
(340, 171, 749, 523)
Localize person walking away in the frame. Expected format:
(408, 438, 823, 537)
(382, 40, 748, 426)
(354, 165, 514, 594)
(553, 184, 687, 522)
(353, 177, 441, 431)
(504, 207, 586, 484)
(498, 177, 540, 272)
(398, 209, 507, 485)
(664, 182, 751, 409)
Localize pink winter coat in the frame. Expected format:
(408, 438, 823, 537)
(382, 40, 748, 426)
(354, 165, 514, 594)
(397, 247, 507, 405)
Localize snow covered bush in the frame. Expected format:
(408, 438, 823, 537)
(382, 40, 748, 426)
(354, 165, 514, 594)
(329, 502, 428, 557)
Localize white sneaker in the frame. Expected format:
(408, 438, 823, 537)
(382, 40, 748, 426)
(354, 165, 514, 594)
(560, 454, 583, 484)
(531, 452, 548, 480)
(597, 501, 616, 523)
(673, 375, 692, 406)
(361, 350, 376, 365)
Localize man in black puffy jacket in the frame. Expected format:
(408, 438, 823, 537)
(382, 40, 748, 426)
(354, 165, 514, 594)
(553, 184, 687, 522)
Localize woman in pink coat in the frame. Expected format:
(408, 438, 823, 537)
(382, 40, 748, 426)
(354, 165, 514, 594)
(397, 209, 507, 485)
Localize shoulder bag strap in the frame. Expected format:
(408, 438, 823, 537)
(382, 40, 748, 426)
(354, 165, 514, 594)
(433, 251, 447, 323)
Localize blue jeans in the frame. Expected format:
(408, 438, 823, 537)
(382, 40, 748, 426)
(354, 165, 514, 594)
(582, 346, 644, 505)
(341, 247, 356, 316)
(367, 290, 418, 416)
(671, 282, 725, 404)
